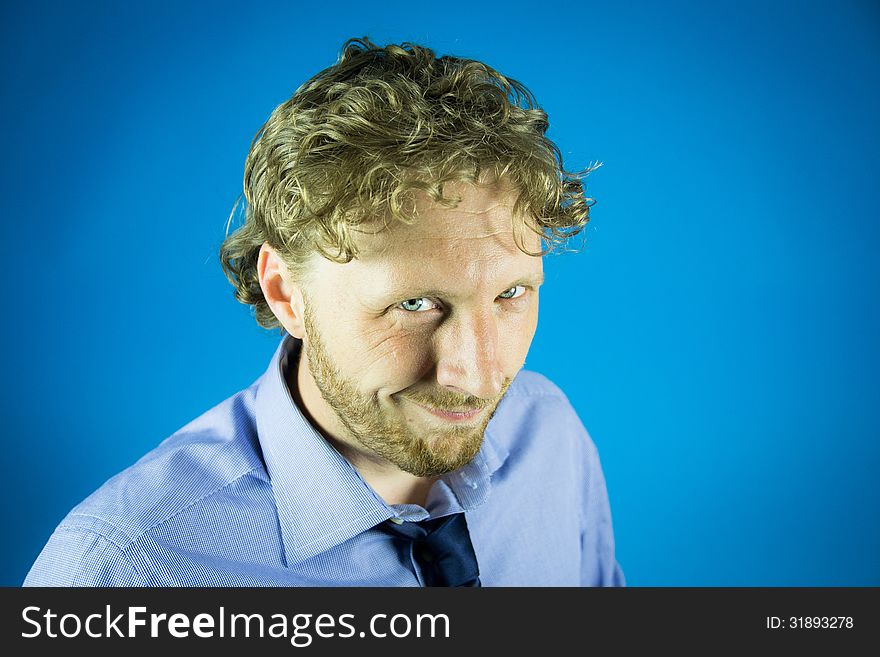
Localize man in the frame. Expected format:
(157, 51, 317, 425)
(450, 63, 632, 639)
(24, 37, 624, 586)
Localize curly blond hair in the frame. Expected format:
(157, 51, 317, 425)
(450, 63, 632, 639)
(220, 36, 599, 331)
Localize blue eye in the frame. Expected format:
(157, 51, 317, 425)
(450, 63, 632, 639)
(498, 286, 526, 300)
(398, 298, 435, 312)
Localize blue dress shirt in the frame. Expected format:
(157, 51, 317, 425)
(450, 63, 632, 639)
(24, 334, 625, 586)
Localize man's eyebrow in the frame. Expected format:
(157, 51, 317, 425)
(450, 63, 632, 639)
(513, 272, 545, 288)
(377, 272, 545, 301)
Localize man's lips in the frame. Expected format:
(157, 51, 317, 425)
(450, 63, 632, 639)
(405, 399, 486, 422)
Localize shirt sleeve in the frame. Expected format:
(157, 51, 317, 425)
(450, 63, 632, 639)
(23, 524, 148, 587)
(580, 432, 626, 587)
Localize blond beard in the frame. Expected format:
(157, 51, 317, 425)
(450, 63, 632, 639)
(301, 307, 510, 477)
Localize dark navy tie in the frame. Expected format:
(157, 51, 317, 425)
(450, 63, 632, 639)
(379, 513, 481, 587)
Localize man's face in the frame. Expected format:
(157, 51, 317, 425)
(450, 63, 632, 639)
(297, 180, 543, 478)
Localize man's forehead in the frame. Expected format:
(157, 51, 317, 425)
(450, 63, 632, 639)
(300, 180, 544, 292)
(342, 223, 543, 301)
(353, 217, 530, 256)
(352, 183, 537, 256)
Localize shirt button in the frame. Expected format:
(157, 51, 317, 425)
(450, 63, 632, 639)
(389, 517, 404, 525)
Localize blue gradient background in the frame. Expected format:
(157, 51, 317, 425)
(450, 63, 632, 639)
(2, 0, 878, 586)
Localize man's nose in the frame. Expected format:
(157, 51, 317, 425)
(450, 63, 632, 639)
(434, 309, 505, 400)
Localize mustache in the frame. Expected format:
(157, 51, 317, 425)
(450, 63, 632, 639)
(402, 379, 512, 412)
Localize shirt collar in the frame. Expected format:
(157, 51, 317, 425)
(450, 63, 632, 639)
(253, 333, 509, 566)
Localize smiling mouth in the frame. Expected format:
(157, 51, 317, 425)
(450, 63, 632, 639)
(405, 399, 486, 422)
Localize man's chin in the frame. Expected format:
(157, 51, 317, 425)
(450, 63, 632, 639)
(391, 428, 486, 478)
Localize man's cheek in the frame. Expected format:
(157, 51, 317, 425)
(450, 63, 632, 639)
(359, 326, 431, 371)
(500, 314, 538, 372)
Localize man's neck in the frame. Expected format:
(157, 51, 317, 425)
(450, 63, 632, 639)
(287, 341, 437, 507)
(325, 436, 439, 506)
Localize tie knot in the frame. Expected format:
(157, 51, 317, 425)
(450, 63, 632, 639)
(379, 513, 481, 587)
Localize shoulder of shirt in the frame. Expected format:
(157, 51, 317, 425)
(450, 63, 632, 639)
(503, 368, 571, 401)
(484, 369, 600, 485)
(490, 368, 595, 447)
(55, 383, 270, 551)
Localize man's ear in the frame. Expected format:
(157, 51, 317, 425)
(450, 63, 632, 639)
(257, 242, 306, 339)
